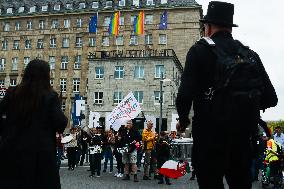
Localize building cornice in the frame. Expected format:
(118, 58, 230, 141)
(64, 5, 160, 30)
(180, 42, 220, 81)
(0, 0, 201, 18)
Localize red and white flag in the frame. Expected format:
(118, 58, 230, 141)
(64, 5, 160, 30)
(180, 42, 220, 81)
(159, 160, 189, 179)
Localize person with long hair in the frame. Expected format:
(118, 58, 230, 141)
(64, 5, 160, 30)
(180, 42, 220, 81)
(0, 59, 68, 189)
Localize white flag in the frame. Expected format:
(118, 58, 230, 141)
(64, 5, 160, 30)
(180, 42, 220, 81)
(107, 92, 142, 131)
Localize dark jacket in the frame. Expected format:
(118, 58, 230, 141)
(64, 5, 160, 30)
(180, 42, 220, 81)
(176, 31, 278, 131)
(121, 126, 141, 153)
(156, 138, 171, 168)
(0, 88, 67, 189)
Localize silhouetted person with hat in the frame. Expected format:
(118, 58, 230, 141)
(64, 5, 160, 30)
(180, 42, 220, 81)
(176, 1, 277, 189)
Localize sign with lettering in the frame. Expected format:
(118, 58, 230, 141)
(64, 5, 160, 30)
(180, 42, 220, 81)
(107, 92, 142, 131)
(88, 111, 100, 128)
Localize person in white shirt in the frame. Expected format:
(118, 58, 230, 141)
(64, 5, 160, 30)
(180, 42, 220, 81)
(274, 126, 284, 149)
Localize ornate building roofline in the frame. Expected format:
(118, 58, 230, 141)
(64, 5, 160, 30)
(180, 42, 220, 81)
(0, 0, 200, 17)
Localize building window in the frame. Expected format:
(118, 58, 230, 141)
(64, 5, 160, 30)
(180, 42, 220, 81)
(74, 55, 81, 69)
(0, 58, 6, 71)
(2, 39, 8, 50)
(133, 0, 139, 7)
(50, 79, 54, 87)
(75, 37, 83, 47)
(134, 66, 144, 79)
(27, 21, 33, 30)
(61, 100, 66, 112)
(145, 34, 153, 44)
(119, 0, 126, 6)
(113, 90, 123, 104)
(103, 16, 111, 26)
(18, 6, 25, 13)
(159, 34, 167, 44)
(39, 20, 45, 29)
(130, 35, 138, 45)
(29, 6, 36, 13)
(116, 36, 124, 46)
(42, 5, 48, 12)
(94, 92, 103, 104)
(0, 79, 5, 87)
(131, 15, 136, 24)
(50, 78, 54, 87)
(61, 56, 68, 69)
(92, 2, 99, 9)
(64, 19, 70, 28)
(161, 0, 167, 4)
(66, 3, 73, 9)
(12, 57, 18, 71)
(105, 1, 113, 8)
(50, 38, 56, 48)
(79, 3, 86, 9)
(76, 18, 83, 28)
(13, 40, 20, 50)
(155, 65, 165, 78)
(3, 22, 10, 31)
(54, 4, 61, 11)
(89, 37, 96, 47)
(49, 56, 56, 70)
(114, 66, 124, 79)
(10, 79, 17, 87)
(24, 57, 30, 68)
(154, 91, 163, 104)
(51, 19, 59, 29)
(60, 78, 67, 92)
(62, 38, 70, 48)
(102, 36, 109, 46)
(95, 67, 104, 79)
(145, 15, 153, 24)
(146, 0, 155, 5)
(37, 39, 44, 49)
(25, 40, 32, 49)
(7, 8, 13, 14)
(134, 91, 143, 104)
(119, 15, 124, 25)
(73, 78, 80, 93)
(15, 21, 21, 30)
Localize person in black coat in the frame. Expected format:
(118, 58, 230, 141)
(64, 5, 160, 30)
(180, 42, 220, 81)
(89, 127, 104, 177)
(0, 59, 67, 189)
(176, 2, 277, 189)
(156, 131, 171, 185)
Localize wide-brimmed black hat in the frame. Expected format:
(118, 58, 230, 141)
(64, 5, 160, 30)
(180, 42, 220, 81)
(200, 1, 238, 27)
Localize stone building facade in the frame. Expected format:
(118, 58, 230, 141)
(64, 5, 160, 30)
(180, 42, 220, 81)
(0, 0, 202, 128)
(87, 49, 183, 131)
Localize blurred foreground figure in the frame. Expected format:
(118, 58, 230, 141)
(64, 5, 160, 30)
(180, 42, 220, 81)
(0, 59, 68, 189)
(176, 1, 277, 189)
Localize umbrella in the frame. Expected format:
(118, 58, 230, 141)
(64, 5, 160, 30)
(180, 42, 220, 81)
(61, 135, 73, 144)
(159, 160, 189, 179)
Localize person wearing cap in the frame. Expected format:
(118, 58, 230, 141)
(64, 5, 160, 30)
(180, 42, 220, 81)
(176, 1, 278, 188)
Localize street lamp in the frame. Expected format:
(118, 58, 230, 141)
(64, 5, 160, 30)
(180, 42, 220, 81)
(159, 72, 171, 134)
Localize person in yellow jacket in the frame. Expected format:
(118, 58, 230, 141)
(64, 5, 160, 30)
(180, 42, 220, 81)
(265, 137, 282, 177)
(142, 120, 156, 180)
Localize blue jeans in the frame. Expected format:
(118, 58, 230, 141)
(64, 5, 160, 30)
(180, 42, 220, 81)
(103, 147, 113, 172)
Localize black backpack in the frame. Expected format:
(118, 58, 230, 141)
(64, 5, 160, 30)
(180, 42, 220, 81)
(202, 38, 264, 122)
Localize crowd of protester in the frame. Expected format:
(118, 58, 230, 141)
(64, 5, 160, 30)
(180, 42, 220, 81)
(56, 119, 175, 185)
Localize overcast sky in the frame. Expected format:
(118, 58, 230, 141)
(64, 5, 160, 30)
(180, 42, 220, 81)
(196, 0, 284, 121)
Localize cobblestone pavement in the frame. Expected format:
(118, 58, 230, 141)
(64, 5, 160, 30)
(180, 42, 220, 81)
(59, 164, 264, 189)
